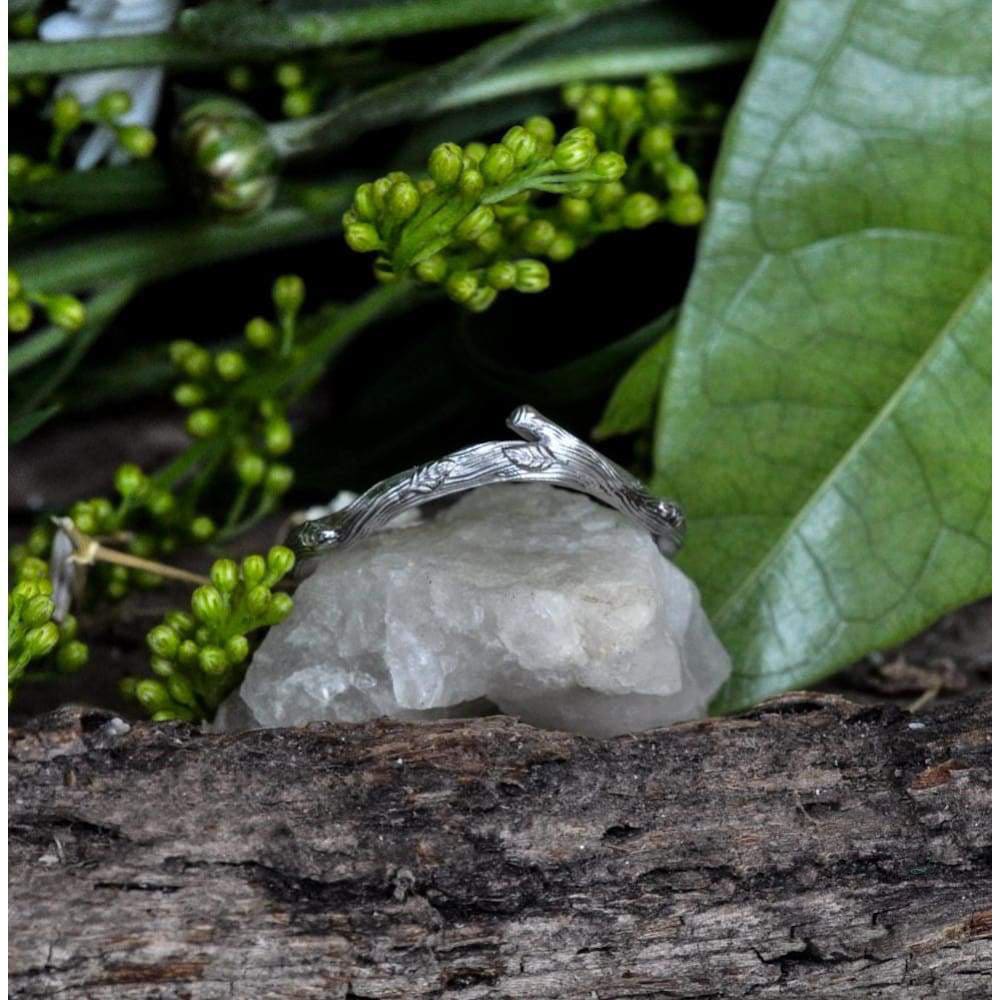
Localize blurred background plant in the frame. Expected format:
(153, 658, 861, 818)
(8, 0, 989, 720)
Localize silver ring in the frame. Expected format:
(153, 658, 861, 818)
(287, 405, 685, 561)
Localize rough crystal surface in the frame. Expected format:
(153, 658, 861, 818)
(216, 485, 731, 737)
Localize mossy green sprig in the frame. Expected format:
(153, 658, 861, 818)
(562, 74, 708, 230)
(343, 116, 627, 311)
(122, 546, 296, 721)
(7, 555, 87, 702)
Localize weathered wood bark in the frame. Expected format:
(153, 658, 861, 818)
(9, 692, 990, 999)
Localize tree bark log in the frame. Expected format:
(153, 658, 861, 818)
(8, 692, 990, 999)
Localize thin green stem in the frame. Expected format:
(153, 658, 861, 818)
(9, 327, 71, 376)
(432, 41, 757, 110)
(270, 39, 755, 161)
(15, 280, 138, 416)
(9, 34, 228, 77)
(182, 0, 630, 54)
(13, 197, 352, 294)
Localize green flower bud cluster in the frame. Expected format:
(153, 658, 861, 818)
(174, 97, 279, 219)
(343, 116, 629, 311)
(122, 546, 296, 721)
(8, 267, 86, 335)
(7, 556, 88, 702)
(168, 274, 302, 516)
(45, 89, 157, 165)
(225, 55, 337, 119)
(562, 74, 707, 230)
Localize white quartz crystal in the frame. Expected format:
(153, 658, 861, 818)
(216, 485, 731, 737)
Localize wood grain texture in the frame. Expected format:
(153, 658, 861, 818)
(9, 692, 990, 998)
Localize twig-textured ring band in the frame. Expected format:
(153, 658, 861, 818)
(287, 405, 686, 561)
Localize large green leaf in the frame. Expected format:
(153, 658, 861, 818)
(653, 0, 991, 712)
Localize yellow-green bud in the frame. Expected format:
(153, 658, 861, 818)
(352, 183, 377, 220)
(520, 219, 556, 254)
(560, 196, 592, 227)
(481, 145, 515, 184)
(146, 488, 175, 519)
(458, 169, 484, 200)
(186, 408, 220, 438)
(135, 678, 172, 712)
(647, 75, 680, 116)
(225, 635, 250, 664)
(56, 640, 88, 674)
(166, 611, 196, 635)
(476, 226, 504, 254)
(345, 222, 381, 253)
(666, 192, 706, 226)
(199, 645, 229, 675)
(562, 82, 587, 107)
(181, 346, 212, 379)
(264, 463, 294, 495)
(245, 316, 276, 350)
(236, 452, 266, 486)
(8, 298, 33, 332)
(147, 624, 180, 659)
(548, 234, 576, 261)
(467, 287, 498, 313)
(487, 261, 517, 290)
(608, 85, 640, 122)
(173, 382, 206, 408)
(192, 584, 226, 625)
(264, 418, 293, 455)
(593, 180, 627, 213)
(415, 254, 448, 284)
(116, 125, 156, 159)
(622, 192, 661, 229)
(275, 61, 305, 89)
(52, 94, 82, 132)
(428, 142, 463, 187)
(215, 350, 247, 381)
(46, 294, 86, 332)
(246, 584, 271, 618)
(553, 137, 594, 172)
(114, 463, 147, 499)
(665, 162, 699, 195)
(266, 592, 294, 624)
(266, 545, 296, 580)
(167, 674, 197, 707)
(455, 205, 495, 242)
(524, 116, 556, 146)
(576, 99, 605, 130)
(8, 269, 21, 301)
(513, 260, 550, 293)
(178, 639, 199, 665)
(463, 142, 487, 164)
(387, 180, 420, 222)
(22, 594, 54, 629)
(592, 151, 627, 182)
(445, 272, 478, 304)
(273, 274, 305, 315)
(241, 555, 267, 588)
(211, 558, 240, 593)
(190, 516, 215, 541)
(226, 65, 253, 92)
(501, 126, 537, 167)
(96, 90, 132, 120)
(640, 125, 675, 161)
(283, 88, 314, 120)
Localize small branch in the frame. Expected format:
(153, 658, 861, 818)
(54, 517, 209, 587)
